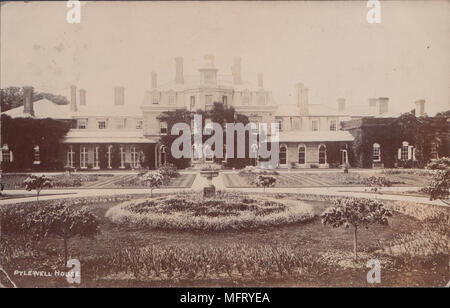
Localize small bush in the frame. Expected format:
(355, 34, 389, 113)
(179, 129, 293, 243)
(426, 157, 450, 170)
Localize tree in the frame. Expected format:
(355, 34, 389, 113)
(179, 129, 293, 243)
(321, 198, 391, 260)
(31, 203, 100, 265)
(141, 171, 164, 197)
(1, 87, 69, 112)
(24, 174, 53, 201)
(421, 170, 450, 204)
(254, 175, 276, 192)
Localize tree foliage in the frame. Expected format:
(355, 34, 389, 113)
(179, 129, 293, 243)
(1, 87, 69, 112)
(421, 170, 450, 202)
(321, 198, 391, 259)
(24, 174, 53, 201)
(254, 175, 276, 192)
(141, 171, 164, 197)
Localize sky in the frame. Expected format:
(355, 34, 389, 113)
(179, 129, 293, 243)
(1, 1, 449, 115)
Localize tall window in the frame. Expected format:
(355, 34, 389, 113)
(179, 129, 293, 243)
(205, 95, 213, 110)
(120, 146, 125, 168)
(190, 96, 196, 108)
(430, 143, 438, 160)
(67, 146, 74, 168)
(168, 92, 176, 105)
(401, 142, 409, 161)
(136, 120, 143, 129)
(329, 120, 337, 131)
(372, 143, 381, 162)
(319, 145, 327, 165)
(78, 119, 87, 129)
(279, 145, 287, 165)
(98, 120, 106, 129)
(222, 95, 228, 106)
(160, 122, 168, 134)
(131, 147, 139, 168)
(1, 144, 12, 163)
(33, 145, 40, 164)
(298, 145, 306, 165)
(107, 146, 112, 169)
(242, 90, 250, 105)
(94, 147, 100, 169)
(115, 118, 126, 129)
(311, 120, 319, 131)
(80, 147, 88, 168)
(160, 146, 167, 165)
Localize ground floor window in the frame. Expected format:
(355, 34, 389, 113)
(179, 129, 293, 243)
(94, 147, 100, 168)
(107, 146, 112, 168)
(298, 145, 306, 164)
(431, 143, 438, 160)
(131, 147, 140, 168)
(80, 147, 88, 168)
(319, 144, 327, 165)
(120, 146, 125, 168)
(160, 146, 167, 165)
(372, 143, 381, 162)
(67, 146, 74, 168)
(33, 145, 40, 164)
(279, 145, 287, 165)
(1, 144, 12, 163)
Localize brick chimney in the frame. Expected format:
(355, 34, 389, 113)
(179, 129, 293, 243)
(175, 57, 184, 84)
(70, 85, 77, 112)
(79, 89, 86, 106)
(337, 98, 346, 113)
(377, 97, 389, 115)
(151, 72, 157, 89)
(296, 83, 309, 116)
(231, 57, 242, 85)
(257, 73, 263, 88)
(415, 99, 425, 117)
(23, 86, 34, 116)
(114, 86, 125, 106)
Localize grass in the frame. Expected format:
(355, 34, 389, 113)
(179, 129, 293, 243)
(1, 193, 448, 287)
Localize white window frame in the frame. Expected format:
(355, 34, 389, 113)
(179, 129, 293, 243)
(131, 147, 139, 169)
(67, 146, 75, 168)
(98, 120, 107, 129)
(136, 119, 143, 130)
(1, 144, 12, 163)
(120, 146, 125, 168)
(329, 120, 337, 131)
(373, 143, 381, 162)
(160, 121, 168, 135)
(78, 119, 87, 129)
(33, 145, 40, 165)
(190, 95, 196, 108)
(107, 146, 112, 169)
(93, 146, 100, 169)
(80, 147, 88, 169)
(401, 141, 409, 161)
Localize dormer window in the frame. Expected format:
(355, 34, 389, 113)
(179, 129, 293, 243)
(98, 120, 107, 129)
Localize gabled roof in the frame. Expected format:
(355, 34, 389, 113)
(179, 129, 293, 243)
(1, 99, 72, 119)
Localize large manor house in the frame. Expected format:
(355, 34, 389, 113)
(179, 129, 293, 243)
(1, 55, 449, 171)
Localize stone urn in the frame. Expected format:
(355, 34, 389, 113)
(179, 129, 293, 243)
(199, 167, 220, 197)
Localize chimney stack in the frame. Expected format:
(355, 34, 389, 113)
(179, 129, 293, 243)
(296, 83, 309, 116)
(231, 57, 242, 85)
(79, 89, 86, 106)
(23, 86, 34, 116)
(337, 98, 346, 113)
(175, 57, 184, 84)
(151, 72, 157, 89)
(70, 85, 77, 112)
(377, 97, 389, 115)
(257, 73, 264, 88)
(114, 86, 125, 106)
(415, 99, 425, 117)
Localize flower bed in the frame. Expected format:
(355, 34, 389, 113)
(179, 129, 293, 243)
(105, 193, 315, 231)
(1, 174, 109, 189)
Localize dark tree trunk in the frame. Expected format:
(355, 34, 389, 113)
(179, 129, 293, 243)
(353, 225, 358, 260)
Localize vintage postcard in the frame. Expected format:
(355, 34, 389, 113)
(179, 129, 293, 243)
(0, 0, 448, 293)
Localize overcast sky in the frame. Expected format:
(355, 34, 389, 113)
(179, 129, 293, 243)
(1, 1, 449, 115)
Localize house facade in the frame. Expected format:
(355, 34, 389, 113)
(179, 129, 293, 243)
(1, 56, 448, 171)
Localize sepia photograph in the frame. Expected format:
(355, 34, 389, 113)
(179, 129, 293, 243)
(0, 0, 449, 293)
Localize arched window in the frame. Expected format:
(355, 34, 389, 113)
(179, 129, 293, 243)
(318, 144, 327, 165)
(1, 144, 12, 163)
(160, 146, 167, 165)
(298, 145, 306, 165)
(430, 143, 438, 160)
(372, 143, 381, 162)
(33, 145, 40, 164)
(401, 141, 409, 161)
(279, 145, 287, 165)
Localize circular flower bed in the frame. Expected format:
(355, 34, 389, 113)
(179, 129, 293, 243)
(105, 193, 315, 232)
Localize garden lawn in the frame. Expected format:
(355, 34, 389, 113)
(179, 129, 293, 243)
(3, 193, 447, 287)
